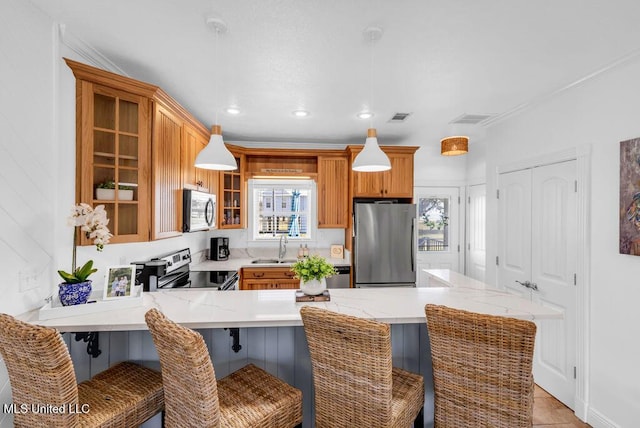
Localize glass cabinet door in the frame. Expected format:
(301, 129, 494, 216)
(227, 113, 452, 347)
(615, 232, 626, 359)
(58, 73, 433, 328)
(220, 155, 244, 228)
(79, 83, 150, 244)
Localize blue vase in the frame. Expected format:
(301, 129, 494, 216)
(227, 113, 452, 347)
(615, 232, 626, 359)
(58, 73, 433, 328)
(58, 280, 92, 306)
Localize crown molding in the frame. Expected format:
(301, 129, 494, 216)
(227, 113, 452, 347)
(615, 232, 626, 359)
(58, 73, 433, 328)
(483, 47, 640, 128)
(58, 23, 128, 76)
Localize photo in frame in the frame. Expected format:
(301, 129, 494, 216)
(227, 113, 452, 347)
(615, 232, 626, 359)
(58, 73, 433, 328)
(620, 137, 640, 255)
(103, 265, 135, 299)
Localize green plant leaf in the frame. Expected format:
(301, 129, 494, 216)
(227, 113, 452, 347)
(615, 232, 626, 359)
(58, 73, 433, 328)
(58, 260, 96, 284)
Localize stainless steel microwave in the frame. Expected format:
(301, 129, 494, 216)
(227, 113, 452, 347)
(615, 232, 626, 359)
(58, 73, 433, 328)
(183, 189, 216, 232)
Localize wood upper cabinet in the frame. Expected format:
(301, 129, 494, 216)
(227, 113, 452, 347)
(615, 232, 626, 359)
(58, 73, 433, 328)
(384, 152, 415, 198)
(67, 58, 216, 242)
(73, 79, 152, 244)
(152, 104, 183, 239)
(239, 266, 299, 290)
(348, 146, 418, 198)
(317, 155, 349, 228)
(219, 152, 245, 228)
(182, 124, 219, 193)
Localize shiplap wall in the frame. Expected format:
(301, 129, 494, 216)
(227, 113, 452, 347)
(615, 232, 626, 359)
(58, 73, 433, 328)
(64, 324, 434, 428)
(0, 1, 58, 426)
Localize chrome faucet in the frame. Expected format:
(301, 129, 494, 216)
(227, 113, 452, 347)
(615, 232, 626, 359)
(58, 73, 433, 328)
(278, 235, 288, 260)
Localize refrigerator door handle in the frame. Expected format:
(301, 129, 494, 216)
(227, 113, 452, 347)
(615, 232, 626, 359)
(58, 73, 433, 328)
(411, 217, 416, 272)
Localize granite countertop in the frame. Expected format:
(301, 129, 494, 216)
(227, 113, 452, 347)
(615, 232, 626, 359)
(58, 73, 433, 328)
(24, 281, 562, 333)
(191, 247, 351, 271)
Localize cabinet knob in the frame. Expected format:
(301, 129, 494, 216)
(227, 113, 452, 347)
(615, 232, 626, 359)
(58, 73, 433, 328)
(253, 272, 264, 278)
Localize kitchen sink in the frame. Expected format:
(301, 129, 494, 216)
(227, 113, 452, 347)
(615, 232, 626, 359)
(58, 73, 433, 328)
(251, 258, 299, 264)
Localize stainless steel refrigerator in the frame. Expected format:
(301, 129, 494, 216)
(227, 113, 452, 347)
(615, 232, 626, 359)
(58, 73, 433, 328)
(353, 202, 417, 287)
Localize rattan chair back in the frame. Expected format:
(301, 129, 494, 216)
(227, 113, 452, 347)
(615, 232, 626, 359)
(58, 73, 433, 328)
(0, 313, 80, 426)
(0, 313, 164, 427)
(145, 308, 219, 427)
(300, 306, 424, 427)
(425, 304, 537, 428)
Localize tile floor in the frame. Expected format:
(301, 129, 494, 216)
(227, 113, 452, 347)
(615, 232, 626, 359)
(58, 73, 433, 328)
(533, 385, 590, 428)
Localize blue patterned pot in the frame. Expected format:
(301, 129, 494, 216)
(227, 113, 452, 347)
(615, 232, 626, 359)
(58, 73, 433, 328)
(58, 280, 92, 306)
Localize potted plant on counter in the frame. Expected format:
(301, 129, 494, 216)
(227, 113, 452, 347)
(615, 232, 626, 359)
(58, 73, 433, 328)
(96, 180, 135, 201)
(57, 203, 112, 306)
(290, 255, 336, 295)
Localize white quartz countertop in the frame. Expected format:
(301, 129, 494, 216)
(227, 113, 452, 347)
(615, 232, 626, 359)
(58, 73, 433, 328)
(23, 280, 561, 332)
(423, 269, 494, 289)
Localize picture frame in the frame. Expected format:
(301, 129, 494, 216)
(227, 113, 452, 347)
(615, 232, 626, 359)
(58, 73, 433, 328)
(620, 137, 640, 255)
(103, 265, 136, 300)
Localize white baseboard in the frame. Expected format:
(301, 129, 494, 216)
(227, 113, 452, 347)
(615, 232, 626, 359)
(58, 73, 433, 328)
(588, 407, 620, 428)
(574, 396, 588, 421)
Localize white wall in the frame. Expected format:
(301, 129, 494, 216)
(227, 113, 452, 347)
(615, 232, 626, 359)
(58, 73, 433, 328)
(482, 57, 640, 426)
(413, 139, 467, 184)
(0, 2, 57, 425)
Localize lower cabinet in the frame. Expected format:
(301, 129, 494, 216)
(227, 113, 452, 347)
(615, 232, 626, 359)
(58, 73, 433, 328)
(240, 267, 299, 290)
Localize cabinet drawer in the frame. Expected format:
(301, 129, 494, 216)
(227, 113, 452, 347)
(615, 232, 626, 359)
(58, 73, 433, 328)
(240, 278, 299, 290)
(242, 267, 297, 279)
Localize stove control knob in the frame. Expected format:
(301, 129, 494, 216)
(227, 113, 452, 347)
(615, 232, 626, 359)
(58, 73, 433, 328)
(167, 261, 173, 267)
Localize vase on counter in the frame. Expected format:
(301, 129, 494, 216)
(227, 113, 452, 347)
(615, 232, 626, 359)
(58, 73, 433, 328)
(300, 278, 326, 296)
(58, 280, 92, 306)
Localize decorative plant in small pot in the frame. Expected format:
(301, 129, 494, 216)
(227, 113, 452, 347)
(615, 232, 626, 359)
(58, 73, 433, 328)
(290, 255, 336, 296)
(96, 180, 135, 201)
(58, 203, 112, 306)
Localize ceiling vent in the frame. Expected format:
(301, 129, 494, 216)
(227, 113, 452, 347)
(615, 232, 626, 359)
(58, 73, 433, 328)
(388, 112, 412, 123)
(450, 113, 493, 125)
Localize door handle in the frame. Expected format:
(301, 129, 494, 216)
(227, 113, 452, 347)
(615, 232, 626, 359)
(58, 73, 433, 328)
(515, 280, 539, 291)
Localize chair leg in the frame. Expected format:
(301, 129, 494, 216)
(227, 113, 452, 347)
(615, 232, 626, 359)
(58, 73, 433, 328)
(413, 407, 424, 428)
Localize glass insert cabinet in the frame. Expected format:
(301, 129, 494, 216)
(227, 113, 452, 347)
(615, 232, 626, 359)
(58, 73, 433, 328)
(219, 154, 245, 229)
(76, 82, 151, 244)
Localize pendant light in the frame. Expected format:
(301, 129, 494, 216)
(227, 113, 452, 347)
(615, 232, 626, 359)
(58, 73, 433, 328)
(440, 136, 469, 156)
(195, 16, 237, 171)
(352, 26, 391, 172)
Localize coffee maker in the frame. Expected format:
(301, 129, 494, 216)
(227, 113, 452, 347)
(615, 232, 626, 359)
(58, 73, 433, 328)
(211, 237, 230, 261)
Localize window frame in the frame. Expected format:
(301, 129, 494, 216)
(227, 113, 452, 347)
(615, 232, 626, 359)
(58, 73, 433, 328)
(247, 179, 317, 242)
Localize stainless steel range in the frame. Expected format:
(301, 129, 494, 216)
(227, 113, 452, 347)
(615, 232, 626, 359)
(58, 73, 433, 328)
(133, 248, 237, 291)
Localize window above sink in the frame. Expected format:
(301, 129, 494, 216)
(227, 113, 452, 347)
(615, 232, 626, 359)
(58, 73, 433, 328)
(248, 179, 316, 242)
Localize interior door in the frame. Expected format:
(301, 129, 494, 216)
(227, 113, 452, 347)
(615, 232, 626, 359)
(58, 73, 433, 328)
(498, 170, 532, 298)
(498, 161, 577, 409)
(415, 187, 460, 286)
(530, 161, 577, 408)
(466, 184, 486, 282)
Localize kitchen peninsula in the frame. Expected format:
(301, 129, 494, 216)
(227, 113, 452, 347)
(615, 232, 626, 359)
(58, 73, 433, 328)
(21, 276, 561, 428)
(26, 283, 560, 332)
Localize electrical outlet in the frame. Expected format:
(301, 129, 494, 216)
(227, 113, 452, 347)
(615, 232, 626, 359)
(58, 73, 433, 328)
(19, 269, 39, 292)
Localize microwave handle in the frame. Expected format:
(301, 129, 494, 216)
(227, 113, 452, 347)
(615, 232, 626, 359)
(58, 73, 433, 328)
(205, 199, 215, 226)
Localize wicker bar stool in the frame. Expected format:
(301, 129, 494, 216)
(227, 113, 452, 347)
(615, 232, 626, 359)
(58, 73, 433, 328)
(144, 308, 303, 428)
(425, 304, 537, 428)
(300, 306, 424, 428)
(0, 313, 164, 427)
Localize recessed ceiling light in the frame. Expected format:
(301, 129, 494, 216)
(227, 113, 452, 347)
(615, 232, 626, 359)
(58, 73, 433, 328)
(226, 107, 241, 115)
(357, 111, 374, 120)
(293, 110, 309, 117)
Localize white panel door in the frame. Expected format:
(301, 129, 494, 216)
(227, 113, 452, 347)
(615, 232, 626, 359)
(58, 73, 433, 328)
(531, 161, 577, 408)
(498, 161, 576, 409)
(415, 187, 461, 287)
(498, 170, 532, 298)
(466, 184, 486, 282)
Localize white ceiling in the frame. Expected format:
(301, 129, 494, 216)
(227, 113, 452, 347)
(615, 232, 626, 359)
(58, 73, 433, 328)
(30, 0, 640, 148)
